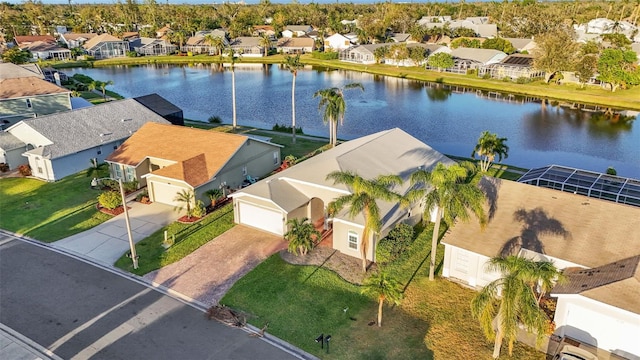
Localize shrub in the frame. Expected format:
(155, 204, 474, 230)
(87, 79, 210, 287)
(123, 179, 138, 193)
(272, 123, 303, 134)
(516, 76, 530, 84)
(98, 191, 121, 210)
(435, 77, 444, 84)
(126, 51, 138, 57)
(482, 73, 491, 80)
(72, 73, 94, 84)
(18, 164, 31, 176)
(136, 190, 149, 201)
(191, 200, 206, 218)
(0, 163, 9, 172)
(375, 223, 415, 265)
(606, 167, 617, 176)
(208, 115, 222, 124)
(101, 179, 119, 191)
(466, 69, 477, 76)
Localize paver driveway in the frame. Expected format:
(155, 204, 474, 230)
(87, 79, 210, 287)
(143, 225, 287, 305)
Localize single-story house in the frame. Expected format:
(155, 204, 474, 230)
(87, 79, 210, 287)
(129, 37, 176, 56)
(441, 177, 640, 359)
(0, 63, 72, 126)
(450, 47, 508, 70)
(324, 33, 353, 52)
(59, 33, 97, 49)
(478, 54, 544, 80)
(133, 93, 184, 126)
(504, 38, 537, 53)
(4, 98, 170, 181)
(339, 43, 388, 64)
(182, 30, 229, 55)
(22, 41, 71, 61)
(276, 37, 315, 54)
(83, 33, 130, 59)
(384, 43, 449, 67)
(105, 122, 283, 207)
(252, 25, 276, 39)
(230, 37, 265, 57)
(282, 25, 313, 38)
(229, 128, 454, 260)
(13, 35, 56, 49)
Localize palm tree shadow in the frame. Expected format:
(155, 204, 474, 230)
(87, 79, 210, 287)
(500, 207, 571, 257)
(478, 177, 499, 221)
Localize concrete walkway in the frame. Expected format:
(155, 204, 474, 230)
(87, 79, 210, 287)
(53, 201, 177, 266)
(0, 323, 62, 360)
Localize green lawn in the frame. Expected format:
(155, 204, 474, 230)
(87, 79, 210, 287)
(114, 203, 235, 275)
(0, 168, 111, 242)
(222, 224, 545, 359)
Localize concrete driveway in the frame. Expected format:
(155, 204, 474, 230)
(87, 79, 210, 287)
(53, 201, 177, 266)
(143, 225, 287, 306)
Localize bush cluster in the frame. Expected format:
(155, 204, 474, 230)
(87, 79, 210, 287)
(375, 223, 415, 265)
(272, 123, 303, 134)
(18, 164, 31, 177)
(311, 51, 338, 60)
(98, 191, 121, 210)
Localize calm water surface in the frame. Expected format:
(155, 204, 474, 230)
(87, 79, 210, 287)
(67, 64, 640, 178)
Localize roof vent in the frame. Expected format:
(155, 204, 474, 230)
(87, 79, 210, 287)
(99, 132, 112, 137)
(121, 118, 132, 122)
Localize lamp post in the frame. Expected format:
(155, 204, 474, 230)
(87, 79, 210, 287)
(118, 178, 138, 269)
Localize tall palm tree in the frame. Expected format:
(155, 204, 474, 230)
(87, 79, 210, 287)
(169, 30, 186, 53)
(313, 83, 364, 147)
(361, 271, 403, 327)
(204, 34, 224, 56)
(284, 217, 320, 256)
(98, 80, 114, 101)
(326, 170, 402, 272)
(284, 54, 303, 144)
(173, 189, 195, 219)
(471, 256, 563, 359)
(408, 162, 486, 281)
(471, 131, 509, 172)
(224, 47, 240, 130)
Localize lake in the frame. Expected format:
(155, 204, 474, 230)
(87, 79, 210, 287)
(66, 64, 640, 178)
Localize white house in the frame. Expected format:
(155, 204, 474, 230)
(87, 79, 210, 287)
(5, 99, 170, 181)
(442, 177, 640, 359)
(324, 33, 353, 52)
(282, 25, 312, 38)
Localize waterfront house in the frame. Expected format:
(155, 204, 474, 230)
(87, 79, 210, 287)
(83, 33, 129, 59)
(276, 37, 315, 54)
(324, 33, 353, 52)
(59, 33, 97, 49)
(129, 37, 177, 56)
(230, 37, 265, 57)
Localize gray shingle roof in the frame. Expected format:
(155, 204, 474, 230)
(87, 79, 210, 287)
(15, 99, 169, 159)
(452, 47, 506, 64)
(235, 128, 454, 229)
(0, 63, 44, 80)
(0, 132, 25, 151)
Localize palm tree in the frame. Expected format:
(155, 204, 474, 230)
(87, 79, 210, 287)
(313, 83, 364, 147)
(326, 170, 402, 272)
(284, 54, 303, 144)
(224, 47, 240, 130)
(204, 188, 223, 207)
(204, 34, 224, 56)
(98, 80, 114, 101)
(173, 189, 195, 219)
(471, 256, 563, 359)
(284, 217, 320, 256)
(408, 162, 486, 281)
(471, 131, 509, 172)
(360, 271, 403, 327)
(169, 30, 186, 53)
(259, 33, 271, 57)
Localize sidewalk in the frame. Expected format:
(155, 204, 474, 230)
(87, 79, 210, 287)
(0, 323, 62, 360)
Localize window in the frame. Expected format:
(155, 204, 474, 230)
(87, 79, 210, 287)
(114, 165, 123, 179)
(37, 167, 43, 174)
(26, 99, 32, 109)
(125, 166, 135, 181)
(347, 231, 358, 250)
(273, 152, 279, 165)
(97, 146, 102, 155)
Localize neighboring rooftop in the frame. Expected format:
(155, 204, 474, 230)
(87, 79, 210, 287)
(106, 122, 257, 187)
(83, 33, 124, 49)
(0, 77, 70, 99)
(0, 63, 44, 80)
(518, 165, 640, 207)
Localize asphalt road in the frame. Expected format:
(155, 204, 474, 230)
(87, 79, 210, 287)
(0, 235, 299, 360)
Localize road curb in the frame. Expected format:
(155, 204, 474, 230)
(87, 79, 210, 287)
(0, 323, 64, 360)
(1, 230, 319, 360)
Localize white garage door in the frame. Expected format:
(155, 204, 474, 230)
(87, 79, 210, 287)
(238, 202, 283, 235)
(150, 181, 185, 207)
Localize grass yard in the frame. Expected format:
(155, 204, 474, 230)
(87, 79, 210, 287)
(114, 203, 235, 275)
(0, 168, 111, 242)
(222, 224, 545, 359)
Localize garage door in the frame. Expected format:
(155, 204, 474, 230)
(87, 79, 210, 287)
(150, 181, 185, 207)
(238, 202, 283, 235)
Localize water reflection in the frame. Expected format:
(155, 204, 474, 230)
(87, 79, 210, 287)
(64, 64, 640, 178)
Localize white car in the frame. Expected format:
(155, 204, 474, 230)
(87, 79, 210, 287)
(554, 345, 598, 360)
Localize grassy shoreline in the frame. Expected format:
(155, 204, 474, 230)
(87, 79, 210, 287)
(53, 54, 640, 111)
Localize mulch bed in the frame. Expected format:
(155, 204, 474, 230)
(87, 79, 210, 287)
(280, 247, 377, 285)
(96, 204, 131, 216)
(177, 215, 202, 223)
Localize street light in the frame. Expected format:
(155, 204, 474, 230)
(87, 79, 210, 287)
(315, 334, 324, 349)
(325, 335, 331, 354)
(118, 178, 138, 269)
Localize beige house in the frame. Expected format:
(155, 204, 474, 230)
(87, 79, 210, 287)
(276, 37, 315, 54)
(230, 128, 454, 260)
(442, 177, 640, 359)
(106, 123, 282, 207)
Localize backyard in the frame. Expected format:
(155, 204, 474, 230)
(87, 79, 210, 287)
(0, 166, 111, 242)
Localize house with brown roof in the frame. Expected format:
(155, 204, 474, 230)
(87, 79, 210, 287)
(276, 37, 315, 54)
(0, 63, 72, 126)
(13, 35, 56, 48)
(105, 122, 282, 207)
(83, 33, 129, 59)
(182, 30, 228, 55)
(22, 41, 71, 61)
(441, 177, 640, 359)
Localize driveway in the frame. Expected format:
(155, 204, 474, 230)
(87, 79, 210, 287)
(143, 225, 287, 306)
(53, 201, 177, 266)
